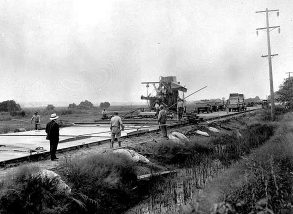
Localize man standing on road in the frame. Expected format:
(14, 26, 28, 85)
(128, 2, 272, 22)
(46, 113, 60, 161)
(31, 112, 41, 130)
(110, 112, 124, 148)
(158, 105, 168, 139)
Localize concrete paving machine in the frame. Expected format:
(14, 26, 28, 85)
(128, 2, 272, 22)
(140, 76, 201, 123)
(141, 76, 187, 113)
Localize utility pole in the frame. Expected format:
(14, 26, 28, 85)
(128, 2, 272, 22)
(256, 8, 280, 120)
(146, 83, 150, 108)
(286, 72, 293, 79)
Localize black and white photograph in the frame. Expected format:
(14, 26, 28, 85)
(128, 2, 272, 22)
(0, 0, 293, 213)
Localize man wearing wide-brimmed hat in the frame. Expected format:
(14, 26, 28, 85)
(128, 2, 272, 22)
(45, 113, 60, 161)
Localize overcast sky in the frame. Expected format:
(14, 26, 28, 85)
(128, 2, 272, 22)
(0, 0, 292, 106)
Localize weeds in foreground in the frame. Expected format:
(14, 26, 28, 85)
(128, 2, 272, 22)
(211, 123, 275, 165)
(58, 153, 137, 213)
(224, 157, 293, 214)
(258, 105, 290, 121)
(0, 165, 88, 214)
(186, 120, 293, 214)
(134, 138, 213, 165)
(134, 121, 274, 167)
(219, 127, 293, 214)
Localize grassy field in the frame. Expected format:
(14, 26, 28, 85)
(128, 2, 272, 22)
(0, 102, 201, 134)
(0, 105, 147, 134)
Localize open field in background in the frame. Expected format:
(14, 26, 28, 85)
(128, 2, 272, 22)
(0, 102, 203, 134)
(0, 102, 261, 134)
(0, 105, 147, 134)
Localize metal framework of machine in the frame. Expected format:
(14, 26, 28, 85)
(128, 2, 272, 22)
(141, 76, 187, 112)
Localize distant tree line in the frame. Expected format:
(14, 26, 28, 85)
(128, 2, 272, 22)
(68, 100, 95, 110)
(0, 100, 21, 112)
(100, 102, 110, 109)
(67, 100, 111, 110)
(46, 104, 55, 111)
(0, 100, 25, 117)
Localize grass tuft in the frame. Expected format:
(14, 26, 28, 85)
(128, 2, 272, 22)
(190, 115, 293, 214)
(0, 165, 77, 214)
(58, 152, 137, 213)
(211, 123, 275, 165)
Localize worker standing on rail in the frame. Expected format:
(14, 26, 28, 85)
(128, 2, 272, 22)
(110, 112, 124, 148)
(45, 113, 60, 161)
(31, 111, 41, 130)
(158, 105, 168, 139)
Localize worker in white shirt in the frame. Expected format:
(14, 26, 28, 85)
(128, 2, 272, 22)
(31, 112, 41, 130)
(154, 100, 160, 117)
(101, 109, 108, 119)
(110, 112, 125, 148)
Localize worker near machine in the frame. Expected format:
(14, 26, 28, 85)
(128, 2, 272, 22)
(110, 112, 124, 148)
(161, 85, 167, 95)
(45, 113, 60, 161)
(177, 98, 184, 121)
(101, 109, 107, 120)
(154, 100, 160, 116)
(31, 111, 41, 130)
(158, 105, 168, 139)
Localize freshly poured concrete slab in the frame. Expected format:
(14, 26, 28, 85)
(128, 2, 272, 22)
(0, 124, 155, 163)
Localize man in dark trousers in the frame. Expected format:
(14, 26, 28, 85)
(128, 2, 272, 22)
(158, 105, 168, 139)
(46, 113, 60, 161)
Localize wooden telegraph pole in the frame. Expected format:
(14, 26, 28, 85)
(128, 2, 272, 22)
(286, 72, 293, 79)
(256, 8, 280, 120)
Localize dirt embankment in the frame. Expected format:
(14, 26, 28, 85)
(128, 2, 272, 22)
(186, 112, 293, 214)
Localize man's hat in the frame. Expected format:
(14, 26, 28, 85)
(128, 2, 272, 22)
(50, 113, 59, 120)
